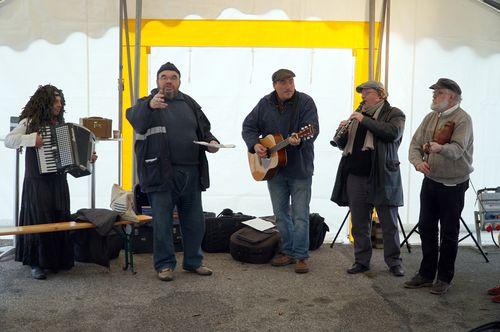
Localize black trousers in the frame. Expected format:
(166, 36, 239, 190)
(418, 177, 469, 283)
(347, 174, 402, 268)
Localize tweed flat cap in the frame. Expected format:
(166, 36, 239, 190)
(356, 80, 385, 93)
(429, 78, 462, 95)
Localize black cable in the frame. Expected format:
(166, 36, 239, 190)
(491, 230, 499, 248)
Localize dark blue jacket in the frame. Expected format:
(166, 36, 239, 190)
(126, 89, 217, 193)
(242, 91, 319, 179)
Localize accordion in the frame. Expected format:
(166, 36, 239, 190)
(36, 123, 96, 178)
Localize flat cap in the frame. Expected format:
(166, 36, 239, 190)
(429, 78, 461, 95)
(356, 80, 385, 93)
(272, 69, 295, 83)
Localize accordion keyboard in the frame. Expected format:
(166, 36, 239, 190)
(37, 126, 58, 174)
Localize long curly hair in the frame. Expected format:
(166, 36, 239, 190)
(20, 85, 66, 133)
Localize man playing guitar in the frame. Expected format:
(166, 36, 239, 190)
(242, 69, 319, 273)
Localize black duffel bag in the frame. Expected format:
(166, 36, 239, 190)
(202, 209, 254, 253)
(309, 213, 329, 250)
(229, 226, 280, 264)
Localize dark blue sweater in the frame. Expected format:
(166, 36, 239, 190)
(242, 91, 319, 179)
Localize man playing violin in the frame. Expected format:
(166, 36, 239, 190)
(405, 78, 473, 295)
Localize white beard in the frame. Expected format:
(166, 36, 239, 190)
(430, 99, 449, 112)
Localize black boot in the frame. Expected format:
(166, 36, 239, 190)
(30, 266, 46, 280)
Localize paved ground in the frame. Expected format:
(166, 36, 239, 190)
(1, 244, 499, 331)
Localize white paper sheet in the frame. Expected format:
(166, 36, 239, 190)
(193, 141, 236, 148)
(242, 218, 276, 232)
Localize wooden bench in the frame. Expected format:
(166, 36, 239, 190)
(0, 214, 152, 273)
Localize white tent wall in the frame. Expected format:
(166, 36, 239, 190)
(1, 0, 499, 244)
(388, 0, 500, 231)
(0, 31, 122, 227)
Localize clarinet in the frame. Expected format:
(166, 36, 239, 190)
(330, 101, 365, 147)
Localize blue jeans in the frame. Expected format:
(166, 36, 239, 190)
(147, 165, 205, 271)
(267, 173, 312, 259)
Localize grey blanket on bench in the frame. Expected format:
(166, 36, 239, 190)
(74, 208, 120, 236)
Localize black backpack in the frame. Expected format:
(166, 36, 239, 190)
(309, 213, 329, 250)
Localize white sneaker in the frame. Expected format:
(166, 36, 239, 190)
(185, 265, 213, 276)
(157, 268, 174, 281)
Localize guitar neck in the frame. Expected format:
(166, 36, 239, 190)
(268, 138, 290, 154)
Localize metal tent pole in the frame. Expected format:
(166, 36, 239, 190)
(117, 0, 125, 187)
(0, 129, 19, 259)
(375, 0, 387, 82)
(369, 0, 375, 80)
(385, 0, 391, 91)
(131, 0, 142, 187)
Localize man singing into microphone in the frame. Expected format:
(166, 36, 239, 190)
(331, 80, 406, 277)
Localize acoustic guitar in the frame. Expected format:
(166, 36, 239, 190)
(248, 124, 315, 181)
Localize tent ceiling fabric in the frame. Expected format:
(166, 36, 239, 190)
(1, 0, 498, 55)
(0, 0, 119, 50)
(0, 0, 384, 50)
(123, 0, 383, 21)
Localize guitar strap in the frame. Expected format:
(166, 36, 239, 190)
(287, 92, 300, 136)
(269, 90, 300, 137)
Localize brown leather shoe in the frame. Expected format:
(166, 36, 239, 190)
(271, 253, 295, 266)
(404, 273, 433, 288)
(295, 259, 309, 274)
(430, 280, 451, 295)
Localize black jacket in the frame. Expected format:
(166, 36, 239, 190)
(331, 100, 405, 207)
(126, 89, 217, 193)
(241, 91, 319, 179)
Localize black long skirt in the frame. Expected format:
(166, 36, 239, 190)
(15, 173, 74, 270)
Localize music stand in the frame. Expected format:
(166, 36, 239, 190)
(330, 209, 411, 253)
(399, 217, 489, 263)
